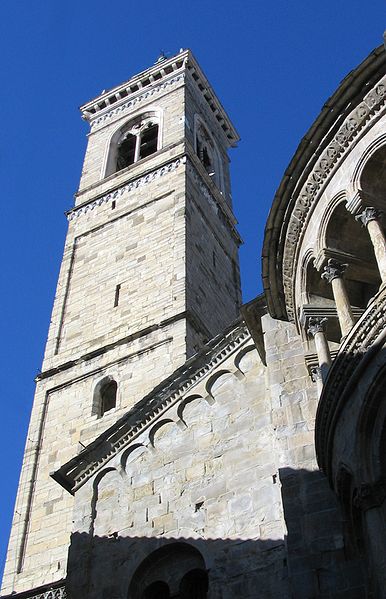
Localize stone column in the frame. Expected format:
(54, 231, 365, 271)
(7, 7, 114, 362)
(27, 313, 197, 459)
(321, 259, 356, 338)
(307, 317, 331, 386)
(355, 207, 386, 285)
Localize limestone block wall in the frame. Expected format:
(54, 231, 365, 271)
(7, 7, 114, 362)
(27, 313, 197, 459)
(1, 319, 188, 596)
(185, 165, 241, 348)
(67, 339, 291, 599)
(262, 314, 368, 598)
(43, 164, 187, 370)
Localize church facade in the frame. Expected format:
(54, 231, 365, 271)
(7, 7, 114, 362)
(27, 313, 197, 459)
(2, 43, 386, 599)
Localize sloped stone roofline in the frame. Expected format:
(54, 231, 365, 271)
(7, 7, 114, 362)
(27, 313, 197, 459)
(80, 49, 239, 147)
(52, 319, 250, 495)
(262, 44, 386, 322)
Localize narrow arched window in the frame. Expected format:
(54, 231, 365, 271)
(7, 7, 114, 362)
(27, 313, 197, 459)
(100, 379, 117, 416)
(194, 118, 222, 192)
(114, 116, 159, 174)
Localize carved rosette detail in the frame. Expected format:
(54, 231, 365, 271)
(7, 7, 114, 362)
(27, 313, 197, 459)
(321, 259, 348, 284)
(307, 317, 328, 337)
(355, 206, 383, 228)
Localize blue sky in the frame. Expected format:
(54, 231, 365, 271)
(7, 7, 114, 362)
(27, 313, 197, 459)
(1, 0, 386, 584)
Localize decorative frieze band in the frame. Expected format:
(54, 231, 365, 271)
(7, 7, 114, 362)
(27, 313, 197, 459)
(67, 157, 186, 221)
(89, 73, 185, 131)
(20, 587, 66, 599)
(282, 75, 386, 321)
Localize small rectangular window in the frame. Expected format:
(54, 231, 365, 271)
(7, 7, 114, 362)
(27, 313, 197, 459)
(114, 284, 121, 307)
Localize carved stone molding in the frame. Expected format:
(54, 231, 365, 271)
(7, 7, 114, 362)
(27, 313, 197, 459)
(353, 478, 386, 511)
(67, 157, 186, 221)
(321, 259, 348, 284)
(316, 285, 386, 476)
(355, 206, 383, 227)
(271, 70, 386, 322)
(89, 73, 185, 131)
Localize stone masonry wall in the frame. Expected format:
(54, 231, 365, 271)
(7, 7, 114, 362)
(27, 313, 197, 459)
(67, 339, 291, 599)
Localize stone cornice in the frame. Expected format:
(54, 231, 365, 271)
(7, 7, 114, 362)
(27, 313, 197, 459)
(52, 320, 250, 494)
(315, 285, 386, 478)
(88, 72, 186, 132)
(80, 49, 239, 145)
(262, 45, 386, 322)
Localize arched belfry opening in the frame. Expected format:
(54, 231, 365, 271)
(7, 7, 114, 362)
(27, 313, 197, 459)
(304, 199, 381, 343)
(323, 202, 380, 311)
(105, 112, 160, 177)
(128, 543, 208, 599)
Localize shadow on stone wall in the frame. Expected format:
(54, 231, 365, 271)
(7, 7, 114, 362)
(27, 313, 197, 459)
(64, 468, 368, 599)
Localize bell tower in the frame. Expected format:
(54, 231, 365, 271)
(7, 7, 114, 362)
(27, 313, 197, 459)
(1, 50, 241, 597)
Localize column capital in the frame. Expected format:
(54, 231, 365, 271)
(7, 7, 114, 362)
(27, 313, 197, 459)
(355, 206, 383, 228)
(321, 259, 348, 284)
(307, 316, 327, 337)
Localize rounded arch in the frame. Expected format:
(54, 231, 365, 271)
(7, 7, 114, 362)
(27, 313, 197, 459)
(351, 133, 386, 194)
(177, 395, 204, 425)
(103, 108, 163, 178)
(148, 418, 176, 448)
(234, 345, 259, 374)
(317, 191, 348, 256)
(205, 369, 233, 399)
(121, 443, 147, 473)
(322, 199, 380, 311)
(128, 542, 207, 599)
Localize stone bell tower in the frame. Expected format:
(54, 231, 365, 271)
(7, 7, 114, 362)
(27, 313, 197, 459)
(1, 50, 241, 597)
